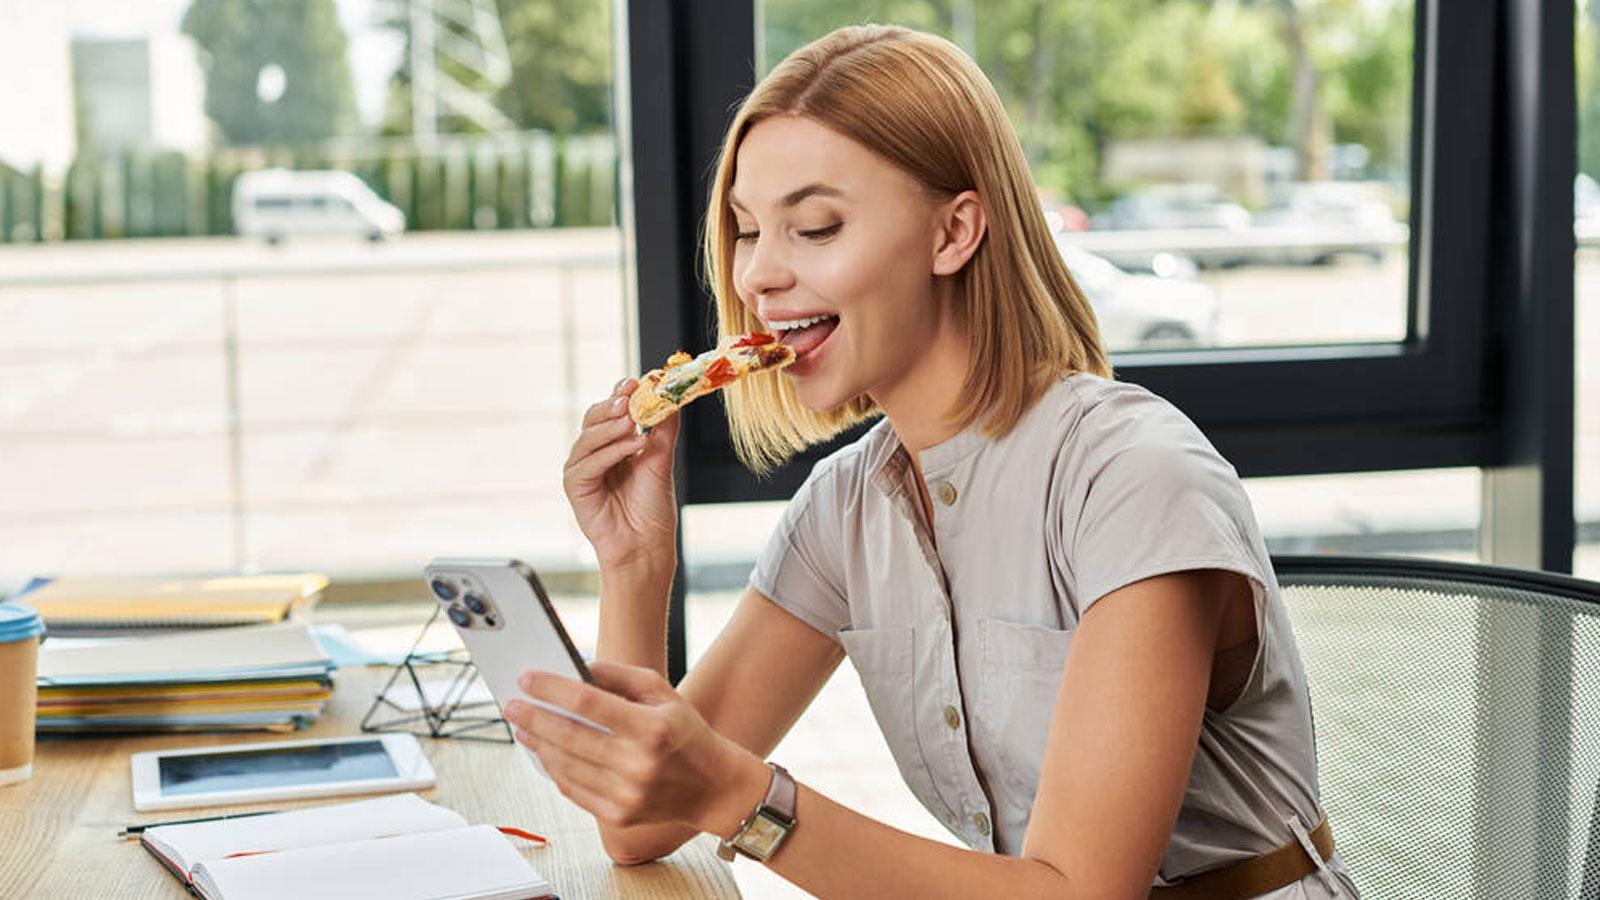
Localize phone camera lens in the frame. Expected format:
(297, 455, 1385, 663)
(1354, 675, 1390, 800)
(463, 593, 488, 614)
(447, 606, 472, 628)
(484, 615, 498, 627)
(430, 578, 458, 601)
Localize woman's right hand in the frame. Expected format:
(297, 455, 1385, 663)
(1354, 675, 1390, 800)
(563, 378, 681, 574)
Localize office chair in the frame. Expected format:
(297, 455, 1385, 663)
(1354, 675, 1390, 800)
(1273, 555, 1600, 900)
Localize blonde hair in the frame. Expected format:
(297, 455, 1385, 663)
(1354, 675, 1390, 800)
(706, 24, 1111, 474)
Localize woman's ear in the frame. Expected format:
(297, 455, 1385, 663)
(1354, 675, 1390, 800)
(931, 190, 987, 276)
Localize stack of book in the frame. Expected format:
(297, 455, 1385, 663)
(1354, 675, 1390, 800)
(36, 622, 335, 733)
(19, 573, 326, 635)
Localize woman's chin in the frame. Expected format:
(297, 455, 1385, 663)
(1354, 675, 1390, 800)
(789, 378, 851, 414)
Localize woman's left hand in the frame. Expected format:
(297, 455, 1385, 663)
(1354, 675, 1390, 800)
(503, 661, 767, 836)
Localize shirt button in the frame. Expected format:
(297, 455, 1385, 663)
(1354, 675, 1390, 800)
(972, 812, 991, 836)
(937, 482, 958, 505)
(942, 705, 961, 729)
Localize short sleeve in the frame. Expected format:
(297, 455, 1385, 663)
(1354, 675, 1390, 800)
(1068, 440, 1267, 618)
(748, 463, 851, 639)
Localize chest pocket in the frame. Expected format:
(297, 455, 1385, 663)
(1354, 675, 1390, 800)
(837, 625, 953, 830)
(976, 618, 1073, 800)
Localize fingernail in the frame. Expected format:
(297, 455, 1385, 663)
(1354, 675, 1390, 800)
(611, 397, 627, 413)
(614, 377, 629, 392)
(518, 672, 536, 692)
(504, 699, 524, 717)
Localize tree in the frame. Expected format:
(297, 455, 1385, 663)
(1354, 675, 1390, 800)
(380, 0, 613, 135)
(182, 0, 356, 145)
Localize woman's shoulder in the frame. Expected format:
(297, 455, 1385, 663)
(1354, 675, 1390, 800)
(1027, 372, 1220, 467)
(791, 416, 898, 500)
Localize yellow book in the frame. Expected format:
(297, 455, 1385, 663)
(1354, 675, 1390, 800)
(21, 573, 327, 631)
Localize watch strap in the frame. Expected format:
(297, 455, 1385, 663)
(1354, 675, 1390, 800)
(717, 762, 796, 861)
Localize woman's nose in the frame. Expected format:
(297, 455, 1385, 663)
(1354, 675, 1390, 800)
(737, 238, 796, 299)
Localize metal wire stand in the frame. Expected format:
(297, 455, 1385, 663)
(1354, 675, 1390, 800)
(359, 604, 512, 743)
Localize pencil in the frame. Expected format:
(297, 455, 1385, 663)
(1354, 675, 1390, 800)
(118, 809, 276, 839)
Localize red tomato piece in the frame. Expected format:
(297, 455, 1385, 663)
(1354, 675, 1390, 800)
(704, 356, 735, 387)
(732, 333, 775, 348)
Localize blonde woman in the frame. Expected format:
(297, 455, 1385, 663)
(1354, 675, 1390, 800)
(502, 24, 1357, 899)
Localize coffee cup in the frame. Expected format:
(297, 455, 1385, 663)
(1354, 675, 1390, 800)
(0, 603, 45, 786)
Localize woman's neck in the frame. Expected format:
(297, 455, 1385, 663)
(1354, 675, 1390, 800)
(871, 302, 971, 457)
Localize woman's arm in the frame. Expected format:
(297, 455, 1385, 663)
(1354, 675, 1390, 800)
(591, 584, 844, 864)
(745, 569, 1242, 898)
(509, 568, 1241, 898)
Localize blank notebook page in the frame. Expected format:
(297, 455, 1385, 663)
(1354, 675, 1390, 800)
(192, 824, 550, 900)
(145, 793, 465, 875)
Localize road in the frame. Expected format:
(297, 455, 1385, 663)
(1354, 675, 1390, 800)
(0, 233, 1594, 585)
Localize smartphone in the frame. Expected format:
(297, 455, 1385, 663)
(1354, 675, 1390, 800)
(423, 558, 609, 760)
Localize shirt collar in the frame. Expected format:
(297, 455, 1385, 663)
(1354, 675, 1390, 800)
(866, 416, 987, 494)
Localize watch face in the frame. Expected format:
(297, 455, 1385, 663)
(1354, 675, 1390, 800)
(737, 811, 791, 859)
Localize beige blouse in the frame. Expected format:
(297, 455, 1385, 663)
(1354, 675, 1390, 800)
(750, 373, 1357, 897)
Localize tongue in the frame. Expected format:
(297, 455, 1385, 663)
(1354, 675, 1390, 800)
(780, 318, 838, 357)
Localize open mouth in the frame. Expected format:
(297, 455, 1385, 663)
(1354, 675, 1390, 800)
(770, 313, 840, 359)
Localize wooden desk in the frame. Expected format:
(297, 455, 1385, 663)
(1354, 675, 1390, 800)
(0, 665, 739, 899)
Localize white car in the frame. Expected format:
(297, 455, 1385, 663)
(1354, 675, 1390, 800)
(233, 169, 406, 243)
(1056, 240, 1220, 350)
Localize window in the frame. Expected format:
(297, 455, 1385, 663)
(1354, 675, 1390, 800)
(761, 1, 1417, 354)
(643, 1, 1500, 517)
(0, 0, 629, 587)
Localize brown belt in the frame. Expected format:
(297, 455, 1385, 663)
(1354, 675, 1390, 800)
(1149, 818, 1334, 900)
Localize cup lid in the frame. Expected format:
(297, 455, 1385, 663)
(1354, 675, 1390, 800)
(0, 603, 44, 643)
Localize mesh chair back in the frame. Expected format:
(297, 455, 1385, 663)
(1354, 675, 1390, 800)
(1274, 556, 1600, 900)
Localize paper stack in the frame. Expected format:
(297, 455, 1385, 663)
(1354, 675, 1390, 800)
(36, 622, 335, 733)
(18, 573, 326, 635)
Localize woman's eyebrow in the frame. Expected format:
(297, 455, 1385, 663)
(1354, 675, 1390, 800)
(728, 183, 845, 212)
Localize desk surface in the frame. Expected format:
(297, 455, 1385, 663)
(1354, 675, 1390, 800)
(0, 663, 740, 899)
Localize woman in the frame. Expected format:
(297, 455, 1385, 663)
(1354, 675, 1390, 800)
(501, 24, 1357, 899)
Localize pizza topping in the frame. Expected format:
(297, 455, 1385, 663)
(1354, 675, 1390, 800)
(732, 333, 777, 348)
(703, 357, 735, 388)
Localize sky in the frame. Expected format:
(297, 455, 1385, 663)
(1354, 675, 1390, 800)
(58, 0, 402, 128)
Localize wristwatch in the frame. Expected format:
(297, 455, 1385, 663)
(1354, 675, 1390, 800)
(717, 762, 797, 862)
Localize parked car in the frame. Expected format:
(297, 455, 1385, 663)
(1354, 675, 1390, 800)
(1091, 184, 1251, 232)
(1055, 239, 1220, 350)
(233, 170, 405, 244)
(1248, 181, 1401, 265)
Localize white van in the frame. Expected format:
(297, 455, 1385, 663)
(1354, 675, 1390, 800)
(233, 169, 406, 243)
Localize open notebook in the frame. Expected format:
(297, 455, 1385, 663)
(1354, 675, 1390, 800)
(140, 793, 553, 900)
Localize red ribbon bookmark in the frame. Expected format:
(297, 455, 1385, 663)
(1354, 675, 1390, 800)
(498, 826, 549, 846)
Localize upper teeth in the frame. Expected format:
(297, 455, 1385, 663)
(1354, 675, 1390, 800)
(768, 314, 836, 331)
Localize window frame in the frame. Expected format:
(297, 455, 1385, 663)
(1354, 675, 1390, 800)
(621, 0, 1571, 554)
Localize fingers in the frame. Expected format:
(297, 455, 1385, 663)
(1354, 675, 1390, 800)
(518, 671, 643, 733)
(580, 378, 638, 429)
(565, 426, 648, 487)
(506, 696, 619, 760)
(588, 660, 677, 705)
(567, 388, 643, 473)
(514, 725, 628, 823)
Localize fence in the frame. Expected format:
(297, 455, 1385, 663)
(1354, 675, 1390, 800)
(0, 130, 618, 243)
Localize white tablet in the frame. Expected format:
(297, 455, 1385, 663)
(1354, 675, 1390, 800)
(130, 734, 436, 812)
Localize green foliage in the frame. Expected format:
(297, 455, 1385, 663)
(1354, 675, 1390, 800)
(759, 0, 1412, 203)
(380, 0, 613, 136)
(181, 0, 357, 145)
(497, 0, 613, 134)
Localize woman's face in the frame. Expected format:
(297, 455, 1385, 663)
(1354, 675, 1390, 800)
(729, 115, 953, 413)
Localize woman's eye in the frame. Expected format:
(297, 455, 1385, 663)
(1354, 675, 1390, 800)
(799, 223, 842, 241)
(734, 230, 759, 243)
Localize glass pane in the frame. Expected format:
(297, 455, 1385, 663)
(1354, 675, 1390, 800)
(758, 1, 1415, 353)
(0, 1, 626, 586)
(1579, 2, 1600, 580)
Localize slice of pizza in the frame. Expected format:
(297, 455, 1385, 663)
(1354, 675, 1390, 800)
(629, 333, 796, 428)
